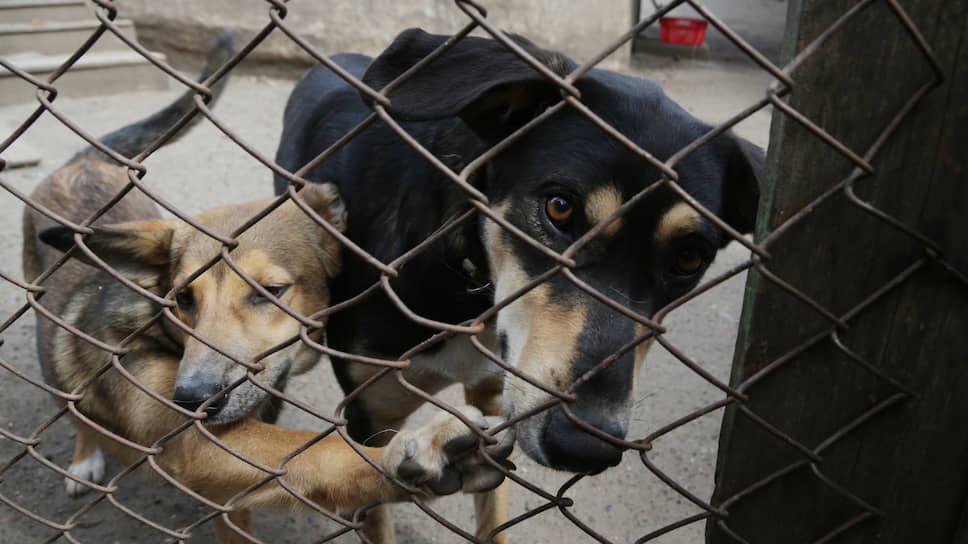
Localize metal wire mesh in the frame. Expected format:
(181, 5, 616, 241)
(0, 0, 963, 542)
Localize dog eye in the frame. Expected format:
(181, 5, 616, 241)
(673, 248, 704, 276)
(174, 288, 194, 311)
(250, 284, 291, 305)
(545, 196, 574, 226)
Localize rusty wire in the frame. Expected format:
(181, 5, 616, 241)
(0, 0, 962, 543)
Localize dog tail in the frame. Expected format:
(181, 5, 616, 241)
(73, 30, 234, 161)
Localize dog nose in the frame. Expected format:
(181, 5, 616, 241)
(542, 409, 624, 473)
(172, 382, 226, 418)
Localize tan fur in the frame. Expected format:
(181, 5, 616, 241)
(584, 185, 624, 237)
(464, 378, 503, 417)
(213, 510, 252, 544)
(654, 202, 702, 243)
(65, 424, 105, 497)
(343, 363, 454, 443)
(633, 324, 656, 390)
(504, 279, 587, 413)
(24, 158, 509, 543)
(466, 378, 509, 544)
(70, 426, 100, 466)
(474, 487, 509, 543)
(340, 342, 507, 542)
(484, 203, 586, 394)
(484, 203, 588, 465)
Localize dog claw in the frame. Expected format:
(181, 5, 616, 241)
(396, 458, 427, 483)
(404, 439, 416, 459)
(485, 418, 515, 459)
(443, 432, 478, 456)
(486, 440, 514, 461)
(462, 467, 506, 494)
(427, 466, 462, 496)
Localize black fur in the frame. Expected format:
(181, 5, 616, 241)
(72, 30, 234, 162)
(275, 29, 763, 473)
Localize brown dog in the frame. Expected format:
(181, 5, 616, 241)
(21, 34, 510, 544)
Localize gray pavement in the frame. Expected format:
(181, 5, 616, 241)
(0, 57, 773, 543)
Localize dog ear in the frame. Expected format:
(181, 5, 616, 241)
(38, 219, 175, 280)
(718, 135, 764, 241)
(362, 28, 574, 143)
(297, 182, 347, 234)
(296, 182, 346, 278)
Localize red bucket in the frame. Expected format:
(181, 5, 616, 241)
(659, 17, 708, 46)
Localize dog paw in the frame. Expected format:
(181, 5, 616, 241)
(65, 446, 105, 497)
(381, 405, 515, 496)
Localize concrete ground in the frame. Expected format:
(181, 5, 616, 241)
(0, 54, 773, 543)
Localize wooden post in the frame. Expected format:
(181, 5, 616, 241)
(707, 0, 968, 542)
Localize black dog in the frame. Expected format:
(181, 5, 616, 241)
(275, 27, 761, 540)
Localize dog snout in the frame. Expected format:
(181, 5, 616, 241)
(542, 408, 625, 473)
(172, 381, 227, 418)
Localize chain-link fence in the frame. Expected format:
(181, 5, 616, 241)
(1, 0, 964, 543)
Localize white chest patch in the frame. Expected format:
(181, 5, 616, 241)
(409, 323, 500, 386)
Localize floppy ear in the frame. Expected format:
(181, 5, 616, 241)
(296, 182, 347, 278)
(298, 182, 347, 233)
(719, 135, 764, 239)
(38, 219, 176, 280)
(362, 28, 575, 143)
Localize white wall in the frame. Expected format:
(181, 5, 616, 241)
(116, 0, 633, 74)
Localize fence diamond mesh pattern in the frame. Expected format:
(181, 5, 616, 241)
(0, 0, 963, 543)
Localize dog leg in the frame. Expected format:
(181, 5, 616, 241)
(131, 407, 507, 543)
(465, 379, 509, 544)
(474, 489, 508, 544)
(358, 504, 396, 544)
(65, 424, 106, 497)
(159, 420, 408, 514)
(213, 510, 252, 544)
(463, 379, 503, 418)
